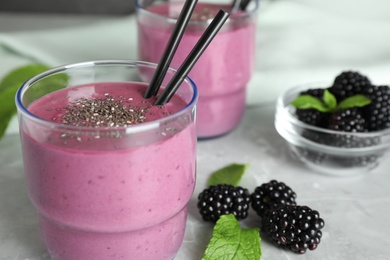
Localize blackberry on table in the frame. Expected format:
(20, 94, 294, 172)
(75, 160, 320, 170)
(329, 71, 372, 102)
(197, 184, 251, 222)
(251, 180, 297, 218)
(361, 85, 390, 131)
(261, 205, 325, 254)
(295, 88, 329, 127)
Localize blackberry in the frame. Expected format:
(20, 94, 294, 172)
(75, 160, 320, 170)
(251, 180, 297, 218)
(197, 184, 251, 222)
(321, 108, 369, 148)
(295, 145, 328, 165)
(290, 130, 326, 166)
(329, 71, 372, 102)
(295, 88, 329, 127)
(301, 127, 380, 167)
(361, 85, 390, 131)
(261, 205, 325, 254)
(327, 108, 367, 133)
(308, 109, 379, 166)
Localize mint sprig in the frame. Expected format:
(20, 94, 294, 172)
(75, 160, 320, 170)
(0, 87, 17, 138)
(202, 214, 261, 260)
(207, 163, 249, 187)
(203, 164, 261, 259)
(0, 64, 51, 139)
(291, 89, 371, 113)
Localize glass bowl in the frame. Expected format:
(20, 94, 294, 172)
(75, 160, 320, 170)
(275, 83, 390, 176)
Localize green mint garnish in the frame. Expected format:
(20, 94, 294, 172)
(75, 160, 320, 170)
(207, 163, 249, 187)
(291, 89, 371, 113)
(0, 64, 51, 140)
(0, 87, 17, 138)
(202, 214, 261, 260)
(323, 89, 337, 109)
(291, 94, 329, 112)
(337, 94, 371, 110)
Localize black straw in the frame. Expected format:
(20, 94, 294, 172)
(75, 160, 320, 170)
(231, 0, 251, 11)
(155, 9, 230, 105)
(144, 0, 198, 99)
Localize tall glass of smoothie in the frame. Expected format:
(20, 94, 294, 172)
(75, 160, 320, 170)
(136, 0, 259, 138)
(15, 60, 198, 260)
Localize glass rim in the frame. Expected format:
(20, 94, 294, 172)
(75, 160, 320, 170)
(135, 0, 260, 26)
(15, 59, 198, 134)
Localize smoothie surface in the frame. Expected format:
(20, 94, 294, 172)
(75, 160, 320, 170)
(28, 82, 188, 127)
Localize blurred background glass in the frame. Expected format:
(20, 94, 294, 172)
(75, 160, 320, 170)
(0, 0, 135, 15)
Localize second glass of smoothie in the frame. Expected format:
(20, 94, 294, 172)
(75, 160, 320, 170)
(15, 60, 198, 260)
(136, 0, 259, 138)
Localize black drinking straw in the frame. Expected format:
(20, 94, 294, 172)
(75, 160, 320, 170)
(231, 0, 251, 11)
(144, 0, 198, 99)
(155, 9, 230, 105)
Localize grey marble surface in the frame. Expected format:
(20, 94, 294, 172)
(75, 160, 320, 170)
(1, 1, 390, 258)
(1, 104, 390, 260)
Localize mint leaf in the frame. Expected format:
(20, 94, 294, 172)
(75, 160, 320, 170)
(337, 94, 371, 110)
(0, 87, 18, 138)
(323, 90, 337, 110)
(0, 64, 49, 92)
(0, 64, 50, 140)
(207, 163, 249, 187)
(291, 95, 329, 112)
(291, 89, 371, 115)
(202, 214, 261, 260)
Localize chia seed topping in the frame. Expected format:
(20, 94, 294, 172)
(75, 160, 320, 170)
(61, 94, 149, 128)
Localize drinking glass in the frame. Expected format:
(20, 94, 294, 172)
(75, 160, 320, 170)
(15, 60, 198, 260)
(136, 0, 259, 138)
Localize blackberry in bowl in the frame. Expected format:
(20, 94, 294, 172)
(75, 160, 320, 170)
(275, 71, 390, 176)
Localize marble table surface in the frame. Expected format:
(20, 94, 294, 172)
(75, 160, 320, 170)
(1, 2, 390, 258)
(1, 103, 390, 260)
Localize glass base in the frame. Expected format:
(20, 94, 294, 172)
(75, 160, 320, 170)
(39, 208, 188, 260)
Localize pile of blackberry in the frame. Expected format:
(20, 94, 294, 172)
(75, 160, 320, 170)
(296, 71, 390, 132)
(294, 71, 389, 166)
(252, 180, 324, 254)
(197, 180, 325, 254)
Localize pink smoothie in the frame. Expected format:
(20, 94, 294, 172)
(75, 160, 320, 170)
(20, 82, 196, 259)
(137, 2, 257, 138)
